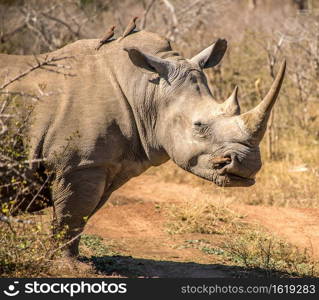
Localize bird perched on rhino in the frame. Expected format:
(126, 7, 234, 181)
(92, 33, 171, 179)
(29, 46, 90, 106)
(118, 16, 139, 42)
(95, 25, 116, 51)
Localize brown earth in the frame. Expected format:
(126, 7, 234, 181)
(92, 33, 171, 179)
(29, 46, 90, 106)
(84, 174, 319, 278)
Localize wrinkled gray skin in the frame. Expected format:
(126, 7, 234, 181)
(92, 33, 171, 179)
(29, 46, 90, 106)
(0, 30, 285, 257)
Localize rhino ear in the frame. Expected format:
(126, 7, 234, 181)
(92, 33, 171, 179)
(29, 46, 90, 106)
(190, 39, 227, 69)
(124, 47, 175, 77)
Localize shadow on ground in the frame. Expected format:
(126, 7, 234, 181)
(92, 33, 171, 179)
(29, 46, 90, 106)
(80, 255, 290, 278)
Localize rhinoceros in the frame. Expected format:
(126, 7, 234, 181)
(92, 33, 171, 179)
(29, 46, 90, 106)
(0, 29, 285, 258)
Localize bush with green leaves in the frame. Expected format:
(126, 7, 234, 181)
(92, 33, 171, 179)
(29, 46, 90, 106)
(0, 95, 51, 215)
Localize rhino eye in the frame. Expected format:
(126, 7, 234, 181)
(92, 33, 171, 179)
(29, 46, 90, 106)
(191, 76, 198, 84)
(193, 122, 211, 138)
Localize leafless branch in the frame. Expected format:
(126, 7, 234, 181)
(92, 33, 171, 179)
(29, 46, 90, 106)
(0, 215, 35, 225)
(0, 91, 40, 101)
(47, 231, 83, 259)
(0, 55, 74, 90)
(25, 174, 52, 212)
(0, 99, 8, 114)
(62, 6, 90, 37)
(0, 118, 7, 135)
(176, 0, 203, 18)
(141, 0, 156, 29)
(25, 19, 55, 51)
(0, 23, 27, 43)
(41, 12, 79, 38)
(162, 0, 179, 40)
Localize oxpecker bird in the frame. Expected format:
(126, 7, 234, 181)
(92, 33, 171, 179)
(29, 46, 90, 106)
(96, 25, 116, 50)
(118, 16, 138, 42)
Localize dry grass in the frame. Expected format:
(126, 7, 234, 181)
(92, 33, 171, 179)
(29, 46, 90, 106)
(0, 210, 115, 277)
(165, 196, 319, 277)
(165, 196, 244, 235)
(0, 211, 60, 277)
(220, 230, 319, 277)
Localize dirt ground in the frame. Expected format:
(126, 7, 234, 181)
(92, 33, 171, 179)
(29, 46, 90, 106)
(81, 174, 319, 277)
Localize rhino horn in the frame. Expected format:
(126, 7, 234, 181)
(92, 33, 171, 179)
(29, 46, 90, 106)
(239, 60, 286, 144)
(222, 86, 240, 116)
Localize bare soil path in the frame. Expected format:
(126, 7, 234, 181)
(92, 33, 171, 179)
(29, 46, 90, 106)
(84, 174, 319, 277)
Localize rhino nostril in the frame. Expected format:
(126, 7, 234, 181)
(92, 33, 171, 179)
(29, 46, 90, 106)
(211, 156, 232, 170)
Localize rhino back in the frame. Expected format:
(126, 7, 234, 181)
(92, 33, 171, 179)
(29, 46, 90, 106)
(1, 31, 171, 174)
(1, 40, 139, 171)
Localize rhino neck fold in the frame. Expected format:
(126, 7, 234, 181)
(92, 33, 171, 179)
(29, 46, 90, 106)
(109, 62, 169, 166)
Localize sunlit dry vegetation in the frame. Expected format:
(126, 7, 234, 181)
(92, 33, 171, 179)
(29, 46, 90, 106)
(180, 229, 319, 277)
(166, 195, 244, 235)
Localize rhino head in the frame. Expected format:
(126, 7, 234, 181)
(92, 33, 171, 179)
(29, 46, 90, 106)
(124, 39, 286, 187)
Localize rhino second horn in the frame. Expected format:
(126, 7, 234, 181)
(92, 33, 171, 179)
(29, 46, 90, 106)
(223, 86, 240, 116)
(239, 60, 286, 144)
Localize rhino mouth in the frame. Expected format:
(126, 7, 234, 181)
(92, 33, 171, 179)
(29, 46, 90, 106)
(190, 163, 256, 187)
(214, 173, 255, 187)
(210, 156, 256, 187)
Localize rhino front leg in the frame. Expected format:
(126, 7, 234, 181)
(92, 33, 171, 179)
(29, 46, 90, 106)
(52, 167, 107, 257)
